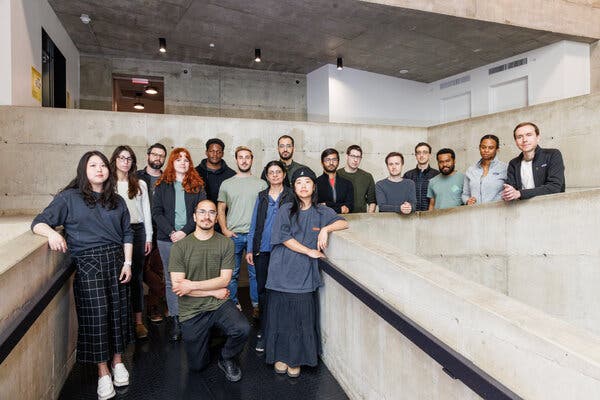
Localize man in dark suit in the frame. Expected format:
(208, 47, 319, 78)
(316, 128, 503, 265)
(502, 122, 565, 201)
(315, 148, 354, 214)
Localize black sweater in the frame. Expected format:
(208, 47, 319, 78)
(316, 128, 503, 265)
(315, 173, 354, 214)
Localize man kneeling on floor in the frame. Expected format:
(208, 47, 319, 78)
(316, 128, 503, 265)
(170, 199, 250, 381)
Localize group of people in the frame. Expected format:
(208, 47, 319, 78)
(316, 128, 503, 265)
(30, 121, 564, 399)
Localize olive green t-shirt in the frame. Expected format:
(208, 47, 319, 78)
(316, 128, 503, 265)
(168, 232, 234, 322)
(218, 175, 267, 233)
(337, 168, 376, 213)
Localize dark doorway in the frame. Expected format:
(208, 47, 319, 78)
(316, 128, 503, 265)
(42, 29, 66, 108)
(113, 75, 165, 114)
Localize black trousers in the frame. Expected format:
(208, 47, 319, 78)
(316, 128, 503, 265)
(130, 223, 146, 314)
(181, 301, 250, 371)
(254, 252, 270, 333)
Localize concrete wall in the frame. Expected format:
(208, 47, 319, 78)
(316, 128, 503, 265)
(342, 188, 600, 336)
(0, 105, 427, 212)
(592, 40, 600, 93)
(0, 219, 77, 399)
(5, 0, 79, 107)
(322, 227, 600, 399)
(80, 55, 307, 121)
(427, 90, 600, 189)
(0, 0, 10, 105)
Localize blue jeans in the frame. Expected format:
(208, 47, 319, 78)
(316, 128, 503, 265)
(157, 240, 178, 317)
(229, 233, 258, 306)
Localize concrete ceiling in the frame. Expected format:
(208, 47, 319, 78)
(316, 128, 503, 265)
(48, 0, 595, 83)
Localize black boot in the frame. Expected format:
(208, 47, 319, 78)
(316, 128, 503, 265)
(218, 356, 242, 382)
(169, 316, 182, 342)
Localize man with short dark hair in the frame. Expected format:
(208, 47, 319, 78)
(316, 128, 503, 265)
(375, 152, 416, 214)
(262, 135, 313, 186)
(218, 147, 267, 312)
(427, 148, 464, 210)
(403, 142, 439, 211)
(337, 145, 376, 213)
(502, 122, 565, 202)
(137, 143, 167, 325)
(195, 138, 236, 204)
(170, 199, 250, 382)
(316, 148, 354, 214)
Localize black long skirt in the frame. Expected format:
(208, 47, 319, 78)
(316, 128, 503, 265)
(72, 243, 132, 363)
(264, 290, 321, 367)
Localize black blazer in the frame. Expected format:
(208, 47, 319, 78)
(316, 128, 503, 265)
(506, 146, 565, 200)
(152, 181, 207, 241)
(316, 173, 354, 213)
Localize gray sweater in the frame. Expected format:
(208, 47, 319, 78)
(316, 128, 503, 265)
(375, 178, 417, 213)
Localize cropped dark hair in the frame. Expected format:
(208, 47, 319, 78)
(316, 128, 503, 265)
(321, 148, 339, 162)
(61, 151, 120, 210)
(278, 135, 294, 146)
(415, 142, 432, 153)
(263, 160, 287, 184)
(346, 144, 362, 156)
(147, 143, 167, 155)
(436, 148, 455, 160)
(480, 134, 500, 148)
(206, 138, 225, 151)
(513, 122, 539, 139)
(385, 152, 404, 164)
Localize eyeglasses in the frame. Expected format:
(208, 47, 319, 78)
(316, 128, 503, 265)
(267, 170, 283, 176)
(149, 152, 165, 159)
(278, 144, 293, 149)
(195, 210, 217, 217)
(323, 157, 339, 163)
(348, 154, 362, 159)
(118, 156, 133, 163)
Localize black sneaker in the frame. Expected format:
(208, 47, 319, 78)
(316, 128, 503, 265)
(168, 316, 182, 342)
(218, 357, 242, 382)
(255, 337, 265, 353)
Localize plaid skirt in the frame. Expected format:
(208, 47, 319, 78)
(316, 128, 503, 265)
(72, 243, 132, 364)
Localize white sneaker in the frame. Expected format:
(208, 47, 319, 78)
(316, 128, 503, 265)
(97, 375, 115, 400)
(112, 362, 129, 387)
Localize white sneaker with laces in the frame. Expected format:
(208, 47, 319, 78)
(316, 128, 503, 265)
(97, 375, 115, 400)
(112, 362, 129, 387)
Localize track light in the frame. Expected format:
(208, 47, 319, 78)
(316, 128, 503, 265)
(337, 57, 343, 70)
(254, 48, 261, 62)
(144, 86, 158, 95)
(159, 38, 166, 53)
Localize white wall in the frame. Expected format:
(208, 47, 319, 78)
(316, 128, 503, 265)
(0, 0, 12, 105)
(8, 0, 79, 107)
(307, 41, 591, 127)
(306, 64, 330, 122)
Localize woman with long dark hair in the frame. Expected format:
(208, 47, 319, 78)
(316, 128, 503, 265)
(462, 134, 507, 205)
(264, 167, 348, 377)
(110, 145, 153, 340)
(32, 151, 133, 400)
(152, 147, 206, 341)
(246, 160, 294, 352)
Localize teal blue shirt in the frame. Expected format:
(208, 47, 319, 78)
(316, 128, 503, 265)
(427, 172, 465, 209)
(174, 181, 187, 230)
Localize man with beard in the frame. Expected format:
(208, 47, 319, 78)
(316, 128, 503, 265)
(375, 152, 416, 214)
(403, 142, 440, 211)
(137, 143, 167, 323)
(218, 146, 267, 312)
(502, 122, 565, 202)
(337, 144, 376, 213)
(195, 138, 236, 204)
(315, 148, 354, 214)
(262, 135, 313, 186)
(427, 148, 464, 210)
(170, 199, 250, 381)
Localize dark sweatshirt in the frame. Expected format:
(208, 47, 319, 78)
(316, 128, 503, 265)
(195, 159, 236, 203)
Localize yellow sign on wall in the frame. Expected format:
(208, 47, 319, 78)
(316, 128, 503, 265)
(31, 67, 42, 102)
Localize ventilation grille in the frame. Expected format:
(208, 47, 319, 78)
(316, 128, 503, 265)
(439, 75, 470, 90)
(489, 58, 528, 75)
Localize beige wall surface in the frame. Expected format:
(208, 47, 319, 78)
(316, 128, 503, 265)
(80, 55, 307, 121)
(427, 91, 600, 189)
(0, 106, 426, 212)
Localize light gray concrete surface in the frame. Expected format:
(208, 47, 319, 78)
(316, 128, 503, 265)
(0, 105, 426, 212)
(80, 55, 307, 121)
(322, 228, 600, 399)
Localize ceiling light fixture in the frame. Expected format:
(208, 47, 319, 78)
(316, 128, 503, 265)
(399, 69, 408, 74)
(254, 48, 261, 62)
(144, 86, 158, 95)
(134, 93, 145, 110)
(80, 14, 91, 24)
(209, 43, 215, 48)
(337, 57, 343, 70)
(159, 38, 167, 53)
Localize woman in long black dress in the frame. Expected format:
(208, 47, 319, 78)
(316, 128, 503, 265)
(264, 167, 348, 378)
(32, 151, 133, 400)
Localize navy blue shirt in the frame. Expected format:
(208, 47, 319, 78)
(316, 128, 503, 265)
(247, 193, 282, 253)
(266, 203, 343, 293)
(31, 189, 133, 256)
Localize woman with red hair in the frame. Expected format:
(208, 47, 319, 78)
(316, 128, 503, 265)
(152, 147, 206, 341)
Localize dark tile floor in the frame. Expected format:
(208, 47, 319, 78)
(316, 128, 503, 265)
(58, 288, 349, 400)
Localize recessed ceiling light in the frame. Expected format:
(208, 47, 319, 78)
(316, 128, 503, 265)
(399, 69, 408, 74)
(209, 43, 215, 48)
(159, 38, 166, 53)
(80, 14, 91, 24)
